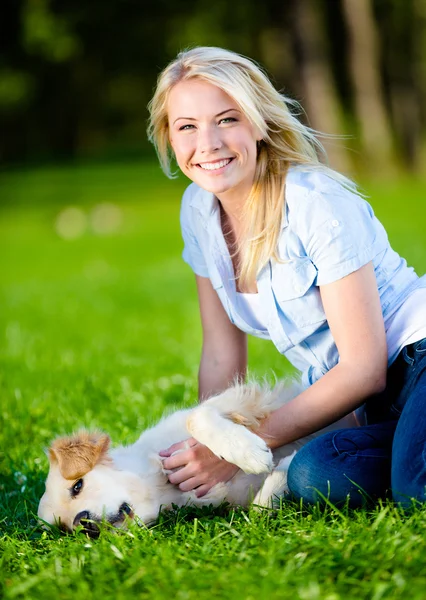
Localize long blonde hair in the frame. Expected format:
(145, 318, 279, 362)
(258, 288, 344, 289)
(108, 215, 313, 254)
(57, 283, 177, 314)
(147, 46, 351, 289)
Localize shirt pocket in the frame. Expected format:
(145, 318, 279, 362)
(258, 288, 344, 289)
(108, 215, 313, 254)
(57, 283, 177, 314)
(272, 259, 326, 330)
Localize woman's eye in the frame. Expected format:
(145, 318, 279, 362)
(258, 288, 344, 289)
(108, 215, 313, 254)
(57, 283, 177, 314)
(179, 124, 195, 131)
(71, 479, 83, 497)
(219, 117, 237, 125)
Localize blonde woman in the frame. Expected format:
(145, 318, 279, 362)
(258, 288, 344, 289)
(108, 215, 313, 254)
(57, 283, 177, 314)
(148, 47, 426, 507)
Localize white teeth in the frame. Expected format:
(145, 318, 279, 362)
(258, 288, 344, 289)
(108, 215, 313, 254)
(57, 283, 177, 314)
(198, 159, 231, 171)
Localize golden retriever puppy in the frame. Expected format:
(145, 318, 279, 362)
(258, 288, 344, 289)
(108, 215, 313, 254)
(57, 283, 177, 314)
(38, 380, 357, 536)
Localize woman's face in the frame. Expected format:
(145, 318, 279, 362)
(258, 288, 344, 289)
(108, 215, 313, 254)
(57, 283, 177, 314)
(167, 79, 261, 203)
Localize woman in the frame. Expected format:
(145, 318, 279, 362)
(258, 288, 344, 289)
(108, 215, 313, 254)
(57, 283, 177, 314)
(147, 46, 426, 507)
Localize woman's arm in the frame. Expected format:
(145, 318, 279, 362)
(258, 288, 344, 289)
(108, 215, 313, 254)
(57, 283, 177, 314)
(162, 262, 387, 495)
(196, 275, 247, 400)
(160, 274, 246, 495)
(257, 261, 387, 446)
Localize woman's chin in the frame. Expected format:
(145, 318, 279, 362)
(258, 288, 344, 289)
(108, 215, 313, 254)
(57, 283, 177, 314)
(192, 174, 240, 197)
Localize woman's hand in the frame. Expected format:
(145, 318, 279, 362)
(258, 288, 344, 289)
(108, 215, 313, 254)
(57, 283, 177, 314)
(159, 438, 240, 497)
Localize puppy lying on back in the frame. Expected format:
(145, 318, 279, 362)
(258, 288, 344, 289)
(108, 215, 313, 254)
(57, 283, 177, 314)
(38, 380, 357, 536)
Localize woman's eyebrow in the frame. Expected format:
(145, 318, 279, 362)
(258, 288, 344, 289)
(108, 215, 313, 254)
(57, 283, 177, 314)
(216, 108, 240, 117)
(173, 108, 240, 125)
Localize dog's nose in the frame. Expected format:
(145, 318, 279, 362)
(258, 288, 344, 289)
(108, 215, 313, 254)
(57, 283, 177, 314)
(73, 510, 100, 538)
(119, 502, 133, 516)
(73, 510, 90, 527)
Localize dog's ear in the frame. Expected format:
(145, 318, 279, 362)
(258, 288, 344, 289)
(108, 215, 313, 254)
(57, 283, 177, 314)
(48, 431, 111, 480)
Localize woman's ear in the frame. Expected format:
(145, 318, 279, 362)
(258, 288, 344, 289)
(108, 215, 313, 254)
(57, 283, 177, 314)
(255, 131, 265, 147)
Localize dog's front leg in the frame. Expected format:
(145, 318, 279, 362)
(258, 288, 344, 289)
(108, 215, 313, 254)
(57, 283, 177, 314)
(186, 405, 273, 474)
(252, 453, 295, 509)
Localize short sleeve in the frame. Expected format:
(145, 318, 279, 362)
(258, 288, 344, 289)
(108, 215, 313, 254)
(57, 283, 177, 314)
(180, 186, 210, 277)
(296, 183, 387, 286)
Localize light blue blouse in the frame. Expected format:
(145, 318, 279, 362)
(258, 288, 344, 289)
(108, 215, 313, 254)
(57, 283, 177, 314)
(180, 167, 426, 387)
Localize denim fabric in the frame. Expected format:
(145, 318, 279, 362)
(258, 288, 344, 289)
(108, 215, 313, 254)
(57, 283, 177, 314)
(287, 338, 426, 507)
(180, 167, 426, 387)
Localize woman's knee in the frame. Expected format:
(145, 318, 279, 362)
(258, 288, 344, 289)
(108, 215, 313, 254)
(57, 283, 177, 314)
(287, 432, 340, 505)
(287, 426, 394, 507)
(391, 372, 426, 506)
(391, 445, 426, 506)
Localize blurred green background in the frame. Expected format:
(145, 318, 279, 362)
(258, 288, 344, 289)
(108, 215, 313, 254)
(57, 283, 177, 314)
(2, 0, 426, 173)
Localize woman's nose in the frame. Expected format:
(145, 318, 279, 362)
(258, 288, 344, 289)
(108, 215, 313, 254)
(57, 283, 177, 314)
(198, 127, 223, 153)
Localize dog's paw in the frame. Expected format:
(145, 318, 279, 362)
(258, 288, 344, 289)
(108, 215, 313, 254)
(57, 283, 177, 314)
(220, 431, 274, 474)
(252, 471, 289, 509)
(188, 406, 274, 474)
(252, 455, 294, 509)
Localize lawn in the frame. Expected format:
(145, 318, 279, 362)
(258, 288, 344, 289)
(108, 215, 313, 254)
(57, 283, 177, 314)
(1, 160, 426, 599)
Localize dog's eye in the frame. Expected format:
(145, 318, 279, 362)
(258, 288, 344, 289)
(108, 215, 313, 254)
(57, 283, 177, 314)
(71, 479, 83, 497)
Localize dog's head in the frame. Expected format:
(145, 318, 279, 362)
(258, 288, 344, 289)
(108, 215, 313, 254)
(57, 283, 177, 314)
(37, 431, 147, 537)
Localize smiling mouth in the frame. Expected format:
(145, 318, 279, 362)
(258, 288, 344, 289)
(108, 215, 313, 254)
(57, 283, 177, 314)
(196, 158, 233, 171)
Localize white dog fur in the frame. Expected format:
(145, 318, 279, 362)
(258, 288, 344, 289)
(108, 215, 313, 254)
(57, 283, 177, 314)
(38, 379, 357, 534)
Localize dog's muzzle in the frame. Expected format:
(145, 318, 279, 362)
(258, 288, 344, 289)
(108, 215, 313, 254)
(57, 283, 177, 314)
(73, 510, 100, 538)
(109, 502, 134, 525)
(73, 503, 134, 538)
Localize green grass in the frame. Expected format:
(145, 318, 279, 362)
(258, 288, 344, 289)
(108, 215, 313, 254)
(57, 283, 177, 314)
(1, 160, 426, 599)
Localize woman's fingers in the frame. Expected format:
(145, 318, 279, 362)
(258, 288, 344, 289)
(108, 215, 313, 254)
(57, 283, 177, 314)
(194, 484, 212, 498)
(158, 449, 171, 457)
(167, 465, 195, 486)
(177, 477, 203, 493)
(161, 453, 185, 471)
(159, 437, 197, 458)
(163, 441, 241, 494)
(162, 447, 196, 471)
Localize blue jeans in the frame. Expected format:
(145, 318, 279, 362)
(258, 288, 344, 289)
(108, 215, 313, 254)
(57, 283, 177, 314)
(287, 337, 426, 507)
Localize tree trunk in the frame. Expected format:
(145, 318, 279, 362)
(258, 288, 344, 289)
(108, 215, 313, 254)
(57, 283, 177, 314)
(341, 0, 394, 167)
(290, 0, 352, 174)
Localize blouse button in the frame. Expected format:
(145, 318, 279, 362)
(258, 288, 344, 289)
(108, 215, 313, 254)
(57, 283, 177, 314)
(331, 219, 340, 227)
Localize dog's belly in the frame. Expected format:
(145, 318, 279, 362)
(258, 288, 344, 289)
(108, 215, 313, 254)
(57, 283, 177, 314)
(223, 472, 268, 506)
(133, 409, 192, 455)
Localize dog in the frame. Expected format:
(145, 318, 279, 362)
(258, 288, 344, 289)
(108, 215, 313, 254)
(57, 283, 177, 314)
(38, 379, 358, 536)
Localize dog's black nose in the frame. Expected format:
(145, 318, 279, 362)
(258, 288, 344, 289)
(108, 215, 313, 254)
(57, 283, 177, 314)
(73, 510, 100, 538)
(73, 510, 90, 527)
(119, 502, 133, 516)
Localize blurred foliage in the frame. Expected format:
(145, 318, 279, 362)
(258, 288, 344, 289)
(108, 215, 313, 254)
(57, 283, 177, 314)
(22, 0, 81, 62)
(1, 0, 426, 172)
